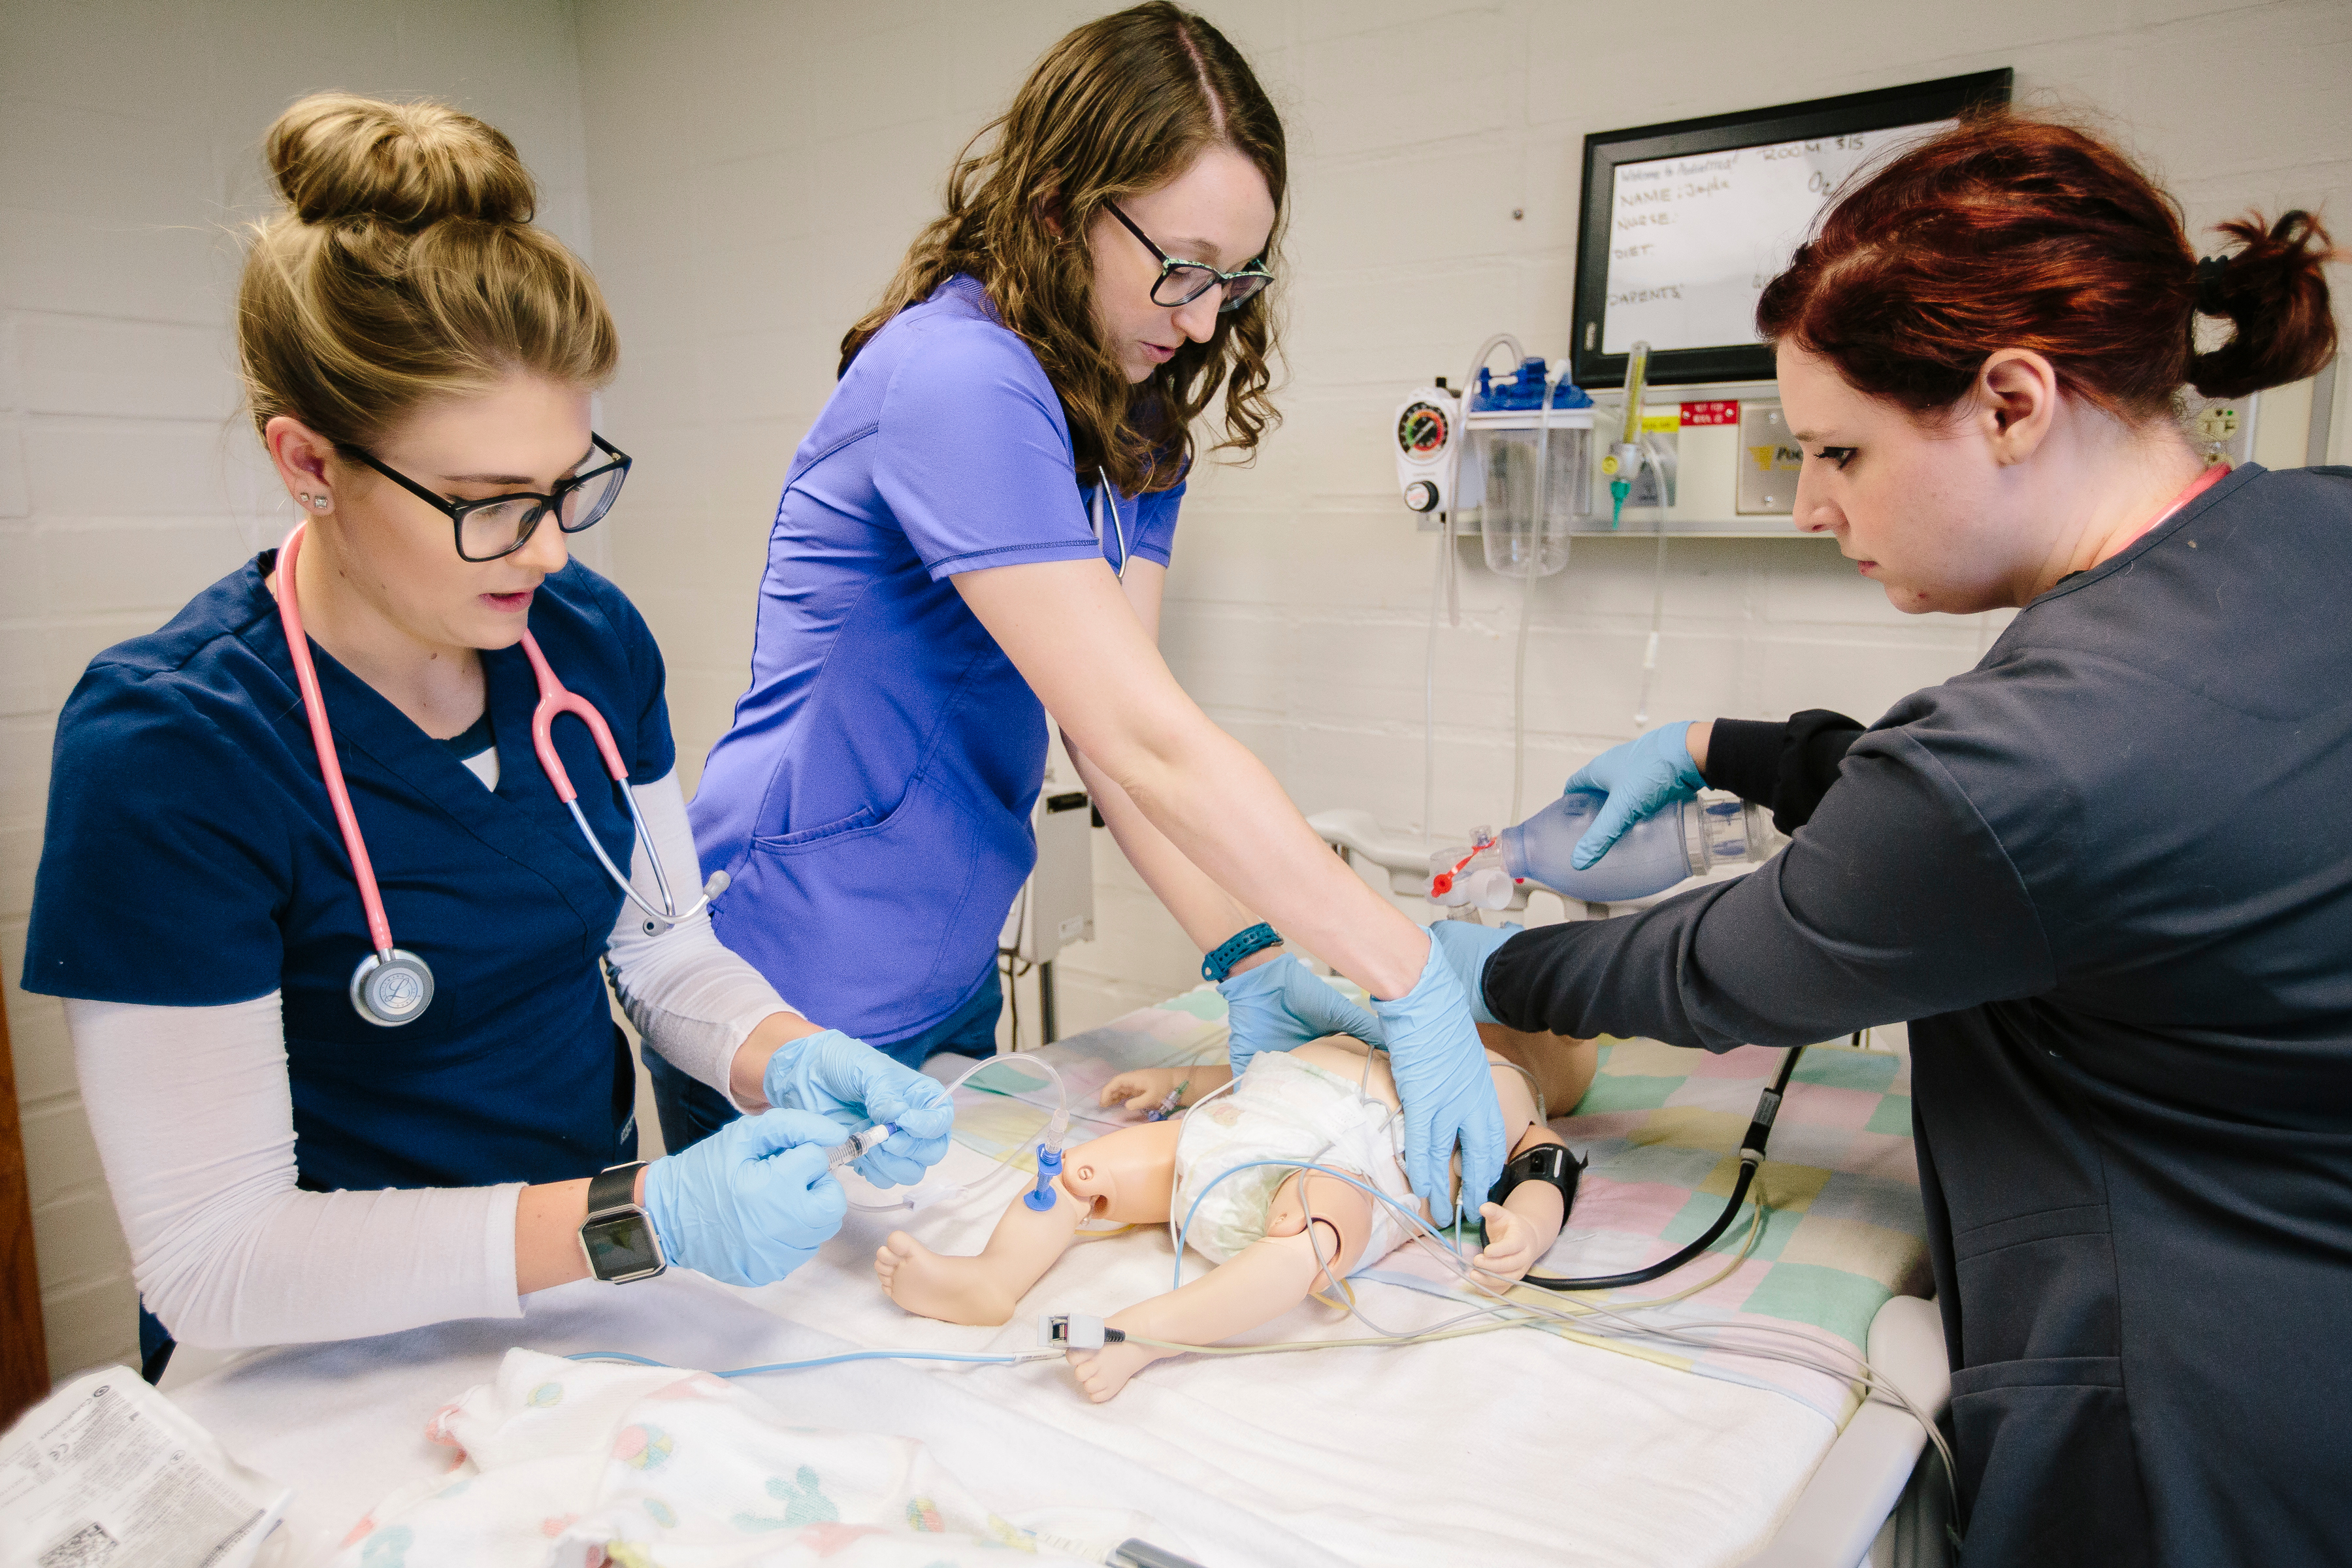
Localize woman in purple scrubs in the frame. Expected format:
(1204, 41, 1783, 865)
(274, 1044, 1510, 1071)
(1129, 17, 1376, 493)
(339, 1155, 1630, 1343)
(678, 4, 1507, 1224)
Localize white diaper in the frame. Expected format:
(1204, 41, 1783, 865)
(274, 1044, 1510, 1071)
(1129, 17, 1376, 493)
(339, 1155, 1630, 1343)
(1171, 1049, 1422, 1272)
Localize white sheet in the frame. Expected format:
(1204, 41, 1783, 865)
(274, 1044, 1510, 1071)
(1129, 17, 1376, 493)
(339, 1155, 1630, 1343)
(168, 1142, 1842, 1568)
(749, 1140, 1840, 1568)
(167, 1271, 1345, 1568)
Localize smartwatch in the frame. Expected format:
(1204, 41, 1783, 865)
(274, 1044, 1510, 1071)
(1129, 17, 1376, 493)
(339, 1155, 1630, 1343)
(579, 1160, 666, 1284)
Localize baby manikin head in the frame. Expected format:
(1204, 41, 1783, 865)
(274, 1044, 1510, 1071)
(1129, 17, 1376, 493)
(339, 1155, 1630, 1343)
(1060, 1152, 1122, 1218)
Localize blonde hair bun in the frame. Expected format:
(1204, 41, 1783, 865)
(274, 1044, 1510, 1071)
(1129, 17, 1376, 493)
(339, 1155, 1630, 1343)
(240, 92, 613, 447)
(266, 91, 535, 231)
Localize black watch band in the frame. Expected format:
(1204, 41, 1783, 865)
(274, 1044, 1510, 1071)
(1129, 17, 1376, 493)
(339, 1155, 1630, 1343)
(580, 1160, 666, 1284)
(586, 1161, 647, 1217)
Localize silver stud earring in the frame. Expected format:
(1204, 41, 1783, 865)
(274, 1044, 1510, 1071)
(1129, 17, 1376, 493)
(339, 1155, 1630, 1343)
(310, 495, 330, 512)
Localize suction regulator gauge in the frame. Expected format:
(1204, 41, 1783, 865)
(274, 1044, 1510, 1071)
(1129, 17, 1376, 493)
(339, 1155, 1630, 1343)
(1397, 401, 1450, 457)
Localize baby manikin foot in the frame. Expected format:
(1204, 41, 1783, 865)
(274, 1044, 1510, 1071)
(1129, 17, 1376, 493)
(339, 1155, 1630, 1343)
(1066, 1337, 1178, 1403)
(874, 1232, 1017, 1326)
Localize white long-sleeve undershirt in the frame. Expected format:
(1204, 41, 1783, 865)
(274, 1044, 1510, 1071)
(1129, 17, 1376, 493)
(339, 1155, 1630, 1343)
(67, 768, 795, 1349)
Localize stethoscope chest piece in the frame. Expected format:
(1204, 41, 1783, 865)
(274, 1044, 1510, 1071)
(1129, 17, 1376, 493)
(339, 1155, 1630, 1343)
(351, 947, 435, 1027)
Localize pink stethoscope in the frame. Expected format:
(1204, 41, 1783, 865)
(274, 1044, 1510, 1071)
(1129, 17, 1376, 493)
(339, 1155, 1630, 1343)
(276, 522, 721, 1027)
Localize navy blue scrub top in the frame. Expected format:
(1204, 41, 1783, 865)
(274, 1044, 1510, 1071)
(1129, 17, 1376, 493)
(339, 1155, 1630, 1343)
(691, 274, 1184, 1047)
(24, 553, 676, 1194)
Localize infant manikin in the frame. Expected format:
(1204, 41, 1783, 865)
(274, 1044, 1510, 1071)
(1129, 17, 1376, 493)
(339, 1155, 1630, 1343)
(875, 1032, 1589, 1401)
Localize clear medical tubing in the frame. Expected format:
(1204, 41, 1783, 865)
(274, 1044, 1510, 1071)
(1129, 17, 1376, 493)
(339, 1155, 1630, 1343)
(274, 523, 395, 961)
(1499, 790, 1773, 904)
(1426, 332, 1524, 845)
(1632, 434, 1673, 728)
(841, 1052, 1070, 1215)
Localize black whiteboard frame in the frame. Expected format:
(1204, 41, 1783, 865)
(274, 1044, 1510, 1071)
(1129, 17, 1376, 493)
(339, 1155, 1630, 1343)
(1571, 69, 2012, 389)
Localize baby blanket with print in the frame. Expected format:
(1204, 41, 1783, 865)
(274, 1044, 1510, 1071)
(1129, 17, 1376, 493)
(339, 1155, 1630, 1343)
(333, 1348, 1155, 1567)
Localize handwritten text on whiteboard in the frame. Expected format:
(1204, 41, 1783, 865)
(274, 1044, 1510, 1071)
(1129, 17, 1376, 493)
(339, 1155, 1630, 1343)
(1603, 120, 1954, 356)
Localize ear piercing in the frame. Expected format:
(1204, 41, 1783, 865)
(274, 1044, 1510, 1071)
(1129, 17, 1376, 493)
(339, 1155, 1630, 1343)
(299, 493, 329, 512)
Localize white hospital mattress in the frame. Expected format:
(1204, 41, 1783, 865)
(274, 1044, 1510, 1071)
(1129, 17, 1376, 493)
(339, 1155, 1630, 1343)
(750, 1139, 1840, 1567)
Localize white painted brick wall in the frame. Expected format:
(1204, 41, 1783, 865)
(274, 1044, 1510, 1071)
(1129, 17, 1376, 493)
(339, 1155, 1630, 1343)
(574, 0, 2350, 1039)
(7, 0, 2346, 1381)
(0, 0, 592, 1379)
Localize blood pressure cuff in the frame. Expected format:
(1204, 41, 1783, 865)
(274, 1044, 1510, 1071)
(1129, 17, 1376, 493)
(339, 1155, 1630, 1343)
(1479, 1143, 1585, 1245)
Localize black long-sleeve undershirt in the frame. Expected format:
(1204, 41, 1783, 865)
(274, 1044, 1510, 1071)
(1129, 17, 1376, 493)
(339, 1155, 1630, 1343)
(1698, 709, 1863, 834)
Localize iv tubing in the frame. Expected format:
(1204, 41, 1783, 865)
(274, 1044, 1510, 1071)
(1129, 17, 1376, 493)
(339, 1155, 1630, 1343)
(585, 1144, 1957, 1530)
(569, 1348, 1061, 1375)
(1631, 434, 1674, 730)
(842, 1052, 1070, 1215)
(660, 1037, 1961, 1537)
(1510, 357, 1568, 828)
(1426, 334, 1525, 843)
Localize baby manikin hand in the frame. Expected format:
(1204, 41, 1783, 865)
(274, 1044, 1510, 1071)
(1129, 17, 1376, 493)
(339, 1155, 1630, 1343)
(1100, 1068, 1185, 1113)
(1469, 1202, 1541, 1290)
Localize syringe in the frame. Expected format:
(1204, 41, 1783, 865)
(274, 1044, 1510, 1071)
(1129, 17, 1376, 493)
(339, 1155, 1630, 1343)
(826, 1122, 898, 1170)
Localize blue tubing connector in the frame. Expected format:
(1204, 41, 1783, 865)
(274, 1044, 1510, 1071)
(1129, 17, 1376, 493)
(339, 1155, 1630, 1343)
(1024, 1143, 1063, 1211)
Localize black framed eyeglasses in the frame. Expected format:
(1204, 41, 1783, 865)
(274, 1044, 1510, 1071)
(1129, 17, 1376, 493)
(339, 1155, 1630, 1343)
(343, 434, 632, 563)
(1105, 201, 1271, 312)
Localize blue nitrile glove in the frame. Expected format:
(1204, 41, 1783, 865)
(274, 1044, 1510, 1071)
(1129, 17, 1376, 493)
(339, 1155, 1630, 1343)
(1563, 719, 1705, 870)
(763, 1028, 955, 1188)
(1221, 953, 1386, 1077)
(642, 1108, 848, 1287)
(1426, 919, 1520, 1026)
(1371, 938, 1509, 1227)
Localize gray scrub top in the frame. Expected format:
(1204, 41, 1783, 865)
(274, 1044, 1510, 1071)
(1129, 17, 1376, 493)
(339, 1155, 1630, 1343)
(1486, 463, 2352, 1567)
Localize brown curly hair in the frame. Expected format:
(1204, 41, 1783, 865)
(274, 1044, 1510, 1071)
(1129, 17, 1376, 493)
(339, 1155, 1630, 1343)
(840, 3, 1285, 495)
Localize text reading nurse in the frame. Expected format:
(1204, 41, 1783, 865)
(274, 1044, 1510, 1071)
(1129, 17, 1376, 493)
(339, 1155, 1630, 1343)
(684, 3, 1506, 1217)
(24, 95, 951, 1373)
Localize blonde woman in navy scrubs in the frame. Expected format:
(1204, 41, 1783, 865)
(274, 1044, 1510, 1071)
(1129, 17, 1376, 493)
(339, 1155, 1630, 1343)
(683, 3, 1508, 1221)
(22, 95, 949, 1377)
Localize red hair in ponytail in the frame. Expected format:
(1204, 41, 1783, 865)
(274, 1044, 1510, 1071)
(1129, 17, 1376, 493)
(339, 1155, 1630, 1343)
(1757, 114, 2339, 420)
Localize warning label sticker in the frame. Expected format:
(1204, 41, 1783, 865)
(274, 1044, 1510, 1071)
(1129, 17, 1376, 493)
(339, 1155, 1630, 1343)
(1680, 399, 1739, 427)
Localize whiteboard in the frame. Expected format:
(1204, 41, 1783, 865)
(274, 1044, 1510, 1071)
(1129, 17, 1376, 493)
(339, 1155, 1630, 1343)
(1601, 120, 1954, 355)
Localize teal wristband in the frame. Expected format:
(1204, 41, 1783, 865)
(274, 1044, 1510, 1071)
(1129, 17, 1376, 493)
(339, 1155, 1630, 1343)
(1201, 922, 1282, 984)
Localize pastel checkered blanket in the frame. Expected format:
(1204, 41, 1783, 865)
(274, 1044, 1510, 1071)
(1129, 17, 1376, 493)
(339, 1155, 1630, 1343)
(948, 983, 1930, 1424)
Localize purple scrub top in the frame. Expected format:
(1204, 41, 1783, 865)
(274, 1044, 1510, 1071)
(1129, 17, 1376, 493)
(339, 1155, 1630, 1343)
(691, 275, 1184, 1045)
